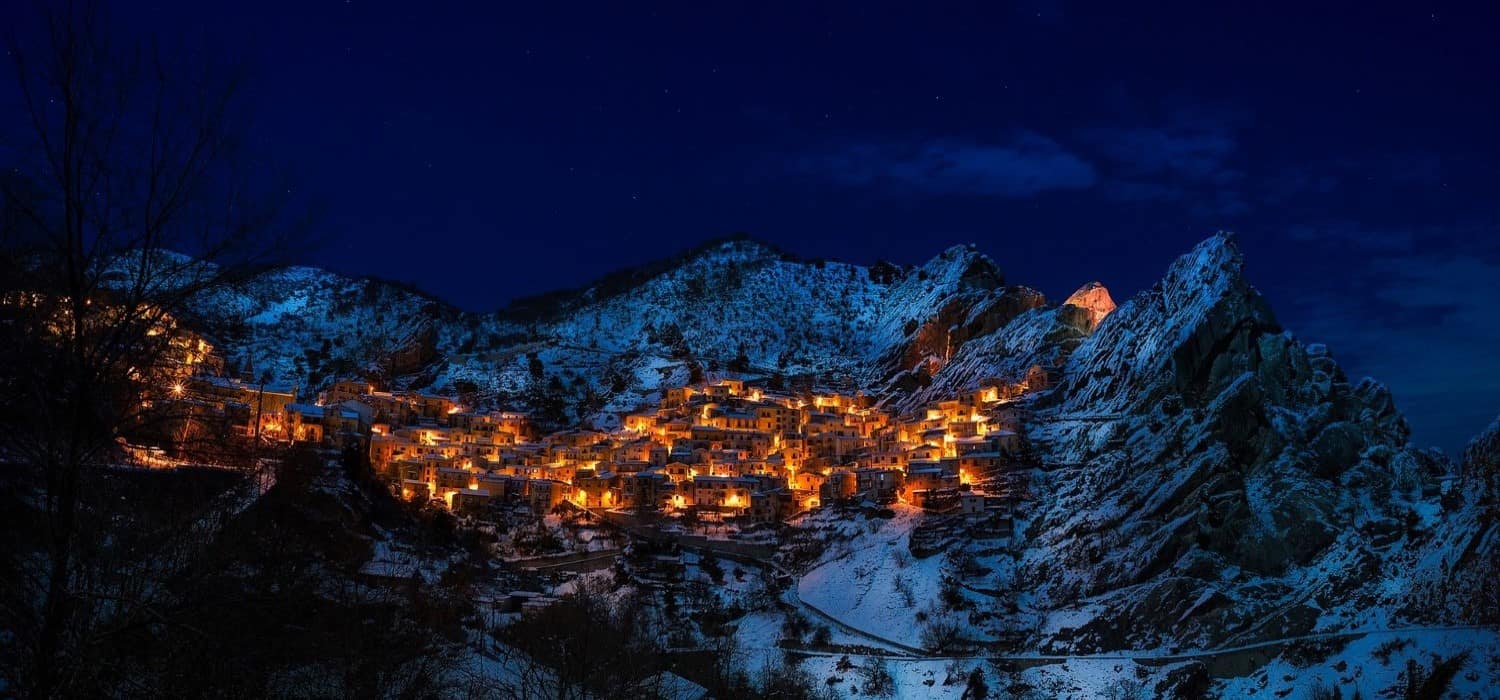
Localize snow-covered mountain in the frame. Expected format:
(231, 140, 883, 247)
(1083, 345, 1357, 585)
(190, 237, 1057, 428)
(176, 232, 1497, 693)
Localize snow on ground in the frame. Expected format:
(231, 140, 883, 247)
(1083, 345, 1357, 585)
(681, 551, 767, 607)
(798, 506, 955, 650)
(452, 642, 561, 698)
(1218, 628, 1500, 698)
(785, 654, 1194, 700)
(550, 569, 614, 597)
(1010, 658, 1198, 699)
(771, 628, 1500, 698)
(730, 610, 788, 678)
(796, 656, 973, 699)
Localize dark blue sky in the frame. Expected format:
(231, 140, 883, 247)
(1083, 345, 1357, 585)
(15, 2, 1500, 452)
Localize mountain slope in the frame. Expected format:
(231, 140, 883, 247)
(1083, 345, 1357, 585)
(958, 235, 1490, 660)
(191, 238, 1070, 428)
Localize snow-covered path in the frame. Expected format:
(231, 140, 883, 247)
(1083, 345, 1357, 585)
(782, 572, 926, 656)
(730, 624, 1498, 666)
(794, 506, 953, 652)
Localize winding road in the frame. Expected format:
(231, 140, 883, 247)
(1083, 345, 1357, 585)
(610, 509, 1496, 679)
(768, 533, 1493, 677)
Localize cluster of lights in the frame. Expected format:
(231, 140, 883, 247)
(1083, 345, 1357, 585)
(367, 374, 1036, 520)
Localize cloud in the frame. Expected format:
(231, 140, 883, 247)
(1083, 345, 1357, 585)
(800, 132, 1096, 197)
(1264, 151, 1446, 206)
(1270, 223, 1500, 453)
(1077, 110, 1248, 215)
(1083, 121, 1239, 180)
(1285, 223, 1417, 253)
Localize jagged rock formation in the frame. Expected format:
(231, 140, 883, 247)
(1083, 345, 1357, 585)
(984, 234, 1480, 654)
(1061, 281, 1115, 331)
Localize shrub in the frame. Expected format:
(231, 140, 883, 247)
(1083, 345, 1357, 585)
(1400, 652, 1469, 700)
(1372, 637, 1413, 664)
(780, 612, 810, 642)
(858, 658, 895, 697)
(963, 667, 989, 700)
(757, 659, 820, 700)
(810, 625, 831, 648)
(940, 578, 967, 611)
(1309, 682, 1360, 700)
(1281, 637, 1347, 668)
(699, 551, 725, 584)
(892, 574, 916, 607)
(1101, 678, 1146, 700)
(920, 616, 961, 653)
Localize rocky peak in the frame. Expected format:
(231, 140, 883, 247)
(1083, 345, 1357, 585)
(921, 243, 1005, 290)
(1000, 231, 1478, 654)
(688, 237, 786, 263)
(1044, 232, 1279, 418)
(1463, 415, 1500, 503)
(1062, 281, 1116, 331)
(1159, 231, 1250, 311)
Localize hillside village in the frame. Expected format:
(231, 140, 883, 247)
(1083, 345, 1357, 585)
(372, 369, 1049, 519)
(106, 244, 1109, 536)
(159, 359, 1053, 528)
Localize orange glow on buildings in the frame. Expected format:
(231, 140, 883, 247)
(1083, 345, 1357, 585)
(353, 372, 1038, 521)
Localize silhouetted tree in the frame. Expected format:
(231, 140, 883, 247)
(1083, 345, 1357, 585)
(499, 577, 668, 698)
(728, 344, 752, 373)
(858, 658, 895, 697)
(0, 4, 301, 695)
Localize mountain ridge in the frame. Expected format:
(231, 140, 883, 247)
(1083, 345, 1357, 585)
(154, 231, 1498, 691)
(183, 235, 1060, 426)
(177, 232, 1493, 449)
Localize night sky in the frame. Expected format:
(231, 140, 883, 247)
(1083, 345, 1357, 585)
(12, 2, 1500, 453)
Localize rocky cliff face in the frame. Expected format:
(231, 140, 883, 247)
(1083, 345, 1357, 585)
(967, 234, 1480, 654)
(1463, 416, 1500, 505)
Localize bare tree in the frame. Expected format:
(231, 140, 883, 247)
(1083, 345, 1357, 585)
(498, 577, 671, 699)
(0, 3, 302, 695)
